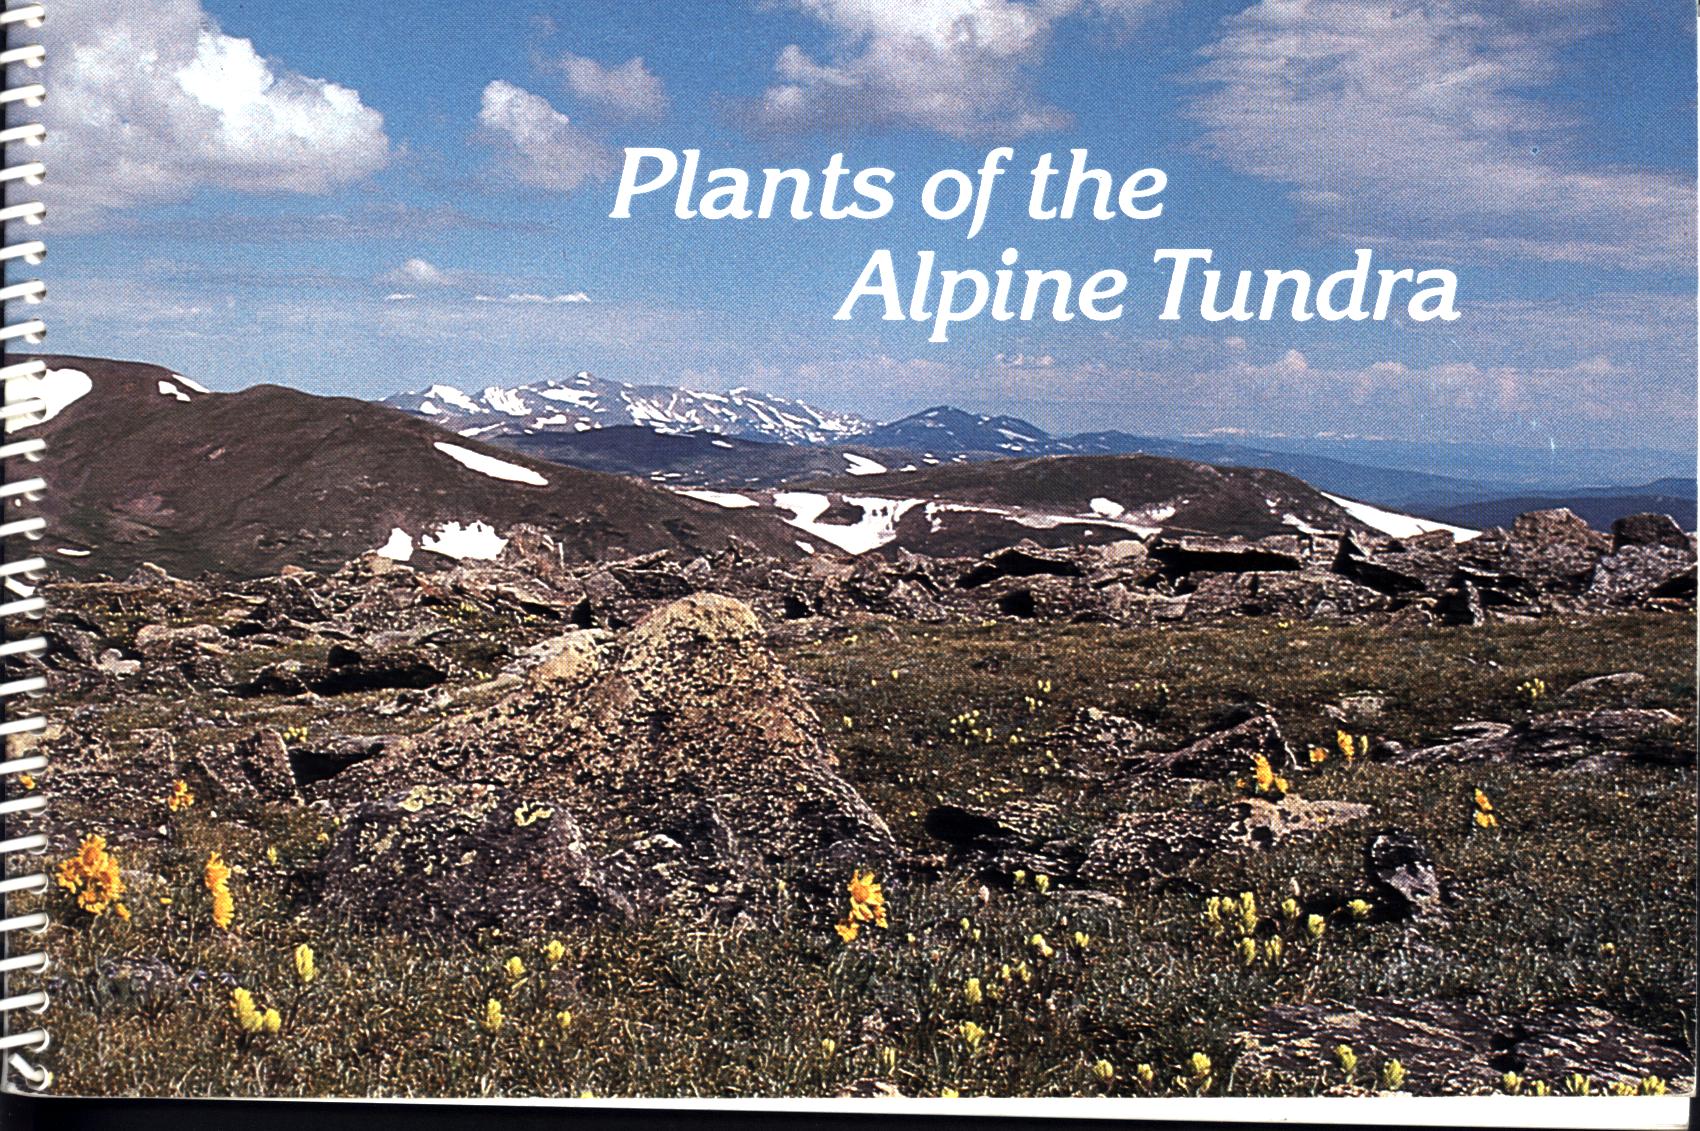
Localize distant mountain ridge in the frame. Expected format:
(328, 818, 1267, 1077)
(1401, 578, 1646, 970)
(382, 373, 871, 446)
(373, 374, 1697, 535)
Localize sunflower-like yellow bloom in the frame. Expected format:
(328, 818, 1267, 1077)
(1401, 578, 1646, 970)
(167, 780, 195, 812)
(56, 834, 130, 920)
(505, 956, 526, 981)
(847, 868, 888, 927)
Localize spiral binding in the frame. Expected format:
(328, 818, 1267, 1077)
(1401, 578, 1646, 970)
(0, 0, 51, 1095)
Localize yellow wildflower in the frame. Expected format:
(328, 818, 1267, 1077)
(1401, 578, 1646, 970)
(1030, 933, 1054, 959)
(1501, 1072, 1524, 1095)
(481, 999, 503, 1033)
(960, 1021, 986, 1051)
(940, 1088, 959, 1098)
(1346, 898, 1372, 920)
(963, 977, 983, 1005)
(1034, 874, 1051, 894)
(1306, 914, 1326, 939)
(1136, 1063, 1155, 1089)
(556, 1009, 573, 1030)
(167, 780, 195, 812)
(17, 773, 34, 790)
(1308, 746, 1327, 766)
(846, 868, 889, 929)
(545, 939, 566, 965)
(880, 1046, 898, 1073)
(1335, 1045, 1358, 1076)
(820, 1037, 836, 1057)
(262, 1008, 281, 1035)
(230, 988, 264, 1034)
(1072, 931, 1091, 949)
(1251, 754, 1277, 794)
(1092, 1058, 1115, 1084)
(204, 851, 234, 930)
(834, 917, 860, 943)
(294, 943, 316, 985)
(56, 834, 130, 920)
(1380, 1060, 1406, 1091)
(1640, 1076, 1668, 1096)
(1564, 1073, 1591, 1096)
(505, 956, 526, 981)
(1280, 897, 1301, 922)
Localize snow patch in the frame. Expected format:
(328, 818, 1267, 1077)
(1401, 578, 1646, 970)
(419, 402, 442, 415)
(421, 521, 507, 561)
(1089, 497, 1125, 519)
(773, 492, 920, 555)
(676, 488, 759, 509)
(795, 540, 816, 555)
(711, 439, 735, 449)
(1320, 492, 1479, 542)
(482, 387, 529, 416)
(425, 384, 480, 413)
(433, 442, 549, 486)
(5, 367, 92, 430)
(55, 547, 91, 558)
(457, 424, 502, 438)
(171, 373, 211, 394)
(375, 528, 414, 561)
(843, 453, 887, 476)
(538, 387, 598, 409)
(157, 380, 191, 403)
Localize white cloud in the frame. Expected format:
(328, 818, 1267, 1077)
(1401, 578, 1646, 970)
(472, 292, 592, 304)
(546, 52, 669, 120)
(754, 0, 1155, 138)
(40, 0, 389, 227)
(1188, 0, 1694, 268)
(383, 258, 457, 287)
(478, 80, 611, 192)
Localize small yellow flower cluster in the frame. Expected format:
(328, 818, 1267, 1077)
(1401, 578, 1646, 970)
(1380, 1059, 1406, 1091)
(166, 779, 195, 812)
(1250, 754, 1290, 797)
(205, 852, 234, 930)
(834, 868, 889, 943)
(481, 998, 504, 1033)
(56, 834, 130, 920)
(230, 988, 280, 1035)
(1308, 745, 1328, 765)
(294, 944, 316, 985)
(1516, 677, 1547, 707)
(1335, 729, 1368, 765)
(1472, 788, 1498, 830)
(959, 1020, 987, 1052)
(1179, 1051, 1213, 1093)
(1335, 1044, 1358, 1076)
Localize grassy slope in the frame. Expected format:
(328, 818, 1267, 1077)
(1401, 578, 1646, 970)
(36, 612, 1696, 1098)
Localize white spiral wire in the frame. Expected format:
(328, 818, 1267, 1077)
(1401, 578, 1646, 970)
(0, 0, 50, 1095)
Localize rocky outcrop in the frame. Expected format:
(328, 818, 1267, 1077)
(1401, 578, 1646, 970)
(1235, 998, 1693, 1095)
(315, 593, 900, 933)
(1382, 709, 1687, 769)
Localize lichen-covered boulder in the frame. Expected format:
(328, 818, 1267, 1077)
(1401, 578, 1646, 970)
(319, 783, 633, 934)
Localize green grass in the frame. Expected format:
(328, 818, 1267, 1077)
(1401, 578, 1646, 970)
(32, 611, 1696, 1097)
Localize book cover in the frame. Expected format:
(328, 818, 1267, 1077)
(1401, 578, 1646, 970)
(1, 0, 1693, 1113)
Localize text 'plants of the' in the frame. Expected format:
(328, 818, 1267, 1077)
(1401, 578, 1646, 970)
(607, 147, 1461, 340)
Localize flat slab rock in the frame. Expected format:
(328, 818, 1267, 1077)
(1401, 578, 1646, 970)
(1385, 708, 1688, 769)
(1235, 997, 1693, 1095)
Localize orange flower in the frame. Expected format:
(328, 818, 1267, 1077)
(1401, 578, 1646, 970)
(56, 834, 129, 919)
(167, 780, 195, 812)
(204, 851, 234, 930)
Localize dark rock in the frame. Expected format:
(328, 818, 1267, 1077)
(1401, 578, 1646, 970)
(1509, 508, 1609, 553)
(319, 783, 634, 934)
(1589, 545, 1696, 606)
(923, 802, 1084, 882)
(194, 729, 299, 804)
(1611, 513, 1691, 552)
(1235, 997, 1693, 1095)
(955, 543, 1086, 588)
(1364, 828, 1440, 917)
(1149, 536, 1306, 577)
(1434, 581, 1484, 626)
(1390, 708, 1687, 769)
(1120, 713, 1294, 781)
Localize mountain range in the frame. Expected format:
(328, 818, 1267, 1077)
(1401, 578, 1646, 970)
(24, 355, 1434, 578)
(386, 380, 1695, 529)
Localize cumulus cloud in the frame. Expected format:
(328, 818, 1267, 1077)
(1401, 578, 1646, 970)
(753, 0, 1155, 138)
(1187, 0, 1694, 268)
(40, 0, 389, 226)
(382, 258, 457, 287)
(478, 80, 613, 192)
(544, 52, 669, 120)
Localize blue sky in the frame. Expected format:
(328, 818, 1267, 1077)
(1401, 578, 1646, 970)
(37, 0, 1698, 457)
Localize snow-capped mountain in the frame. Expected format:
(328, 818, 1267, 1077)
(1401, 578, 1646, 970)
(382, 373, 872, 446)
(859, 405, 1051, 455)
